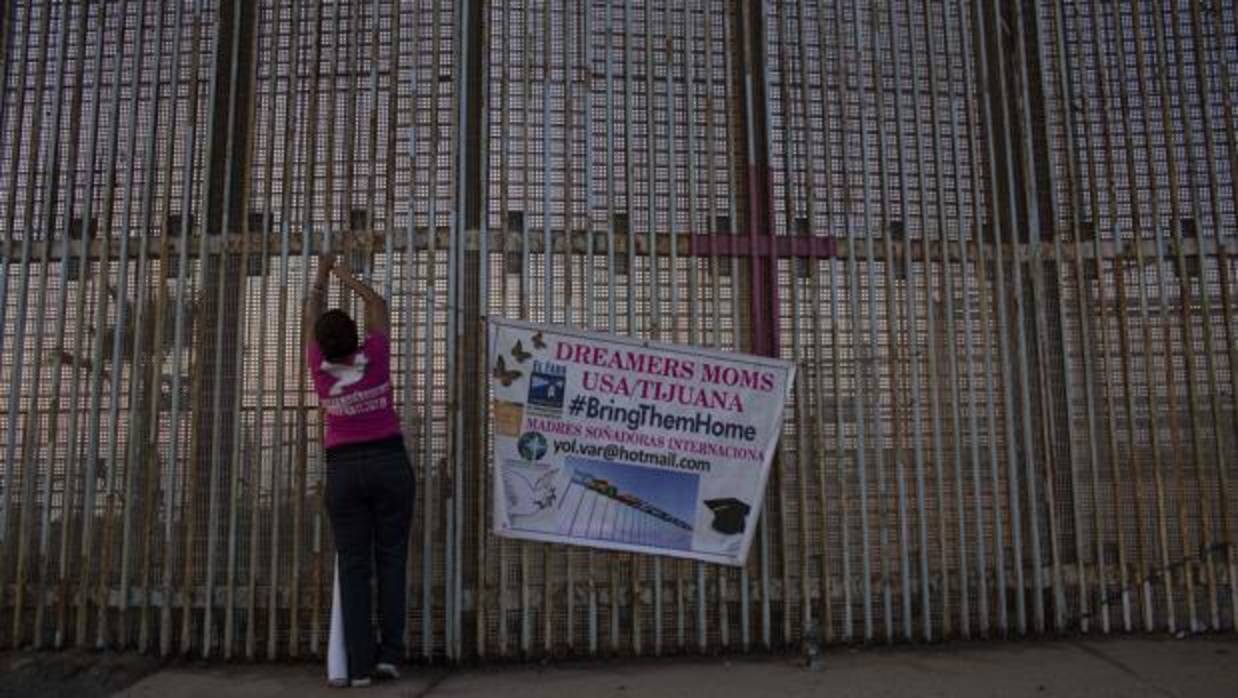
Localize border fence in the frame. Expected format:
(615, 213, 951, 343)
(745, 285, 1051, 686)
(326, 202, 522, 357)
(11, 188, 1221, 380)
(0, 0, 1235, 660)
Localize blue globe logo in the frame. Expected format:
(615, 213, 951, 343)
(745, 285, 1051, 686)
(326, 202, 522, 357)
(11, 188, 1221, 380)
(517, 432, 548, 461)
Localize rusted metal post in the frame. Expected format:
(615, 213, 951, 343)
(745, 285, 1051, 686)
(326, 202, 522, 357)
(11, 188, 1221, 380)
(10, 0, 72, 650)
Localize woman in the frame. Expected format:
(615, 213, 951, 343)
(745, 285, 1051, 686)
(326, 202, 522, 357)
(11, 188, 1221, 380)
(304, 253, 413, 687)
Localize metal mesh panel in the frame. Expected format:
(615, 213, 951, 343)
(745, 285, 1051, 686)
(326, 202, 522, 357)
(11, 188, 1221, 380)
(0, 0, 1235, 659)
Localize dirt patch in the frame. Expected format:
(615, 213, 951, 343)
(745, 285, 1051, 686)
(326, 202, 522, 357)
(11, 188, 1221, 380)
(0, 650, 161, 698)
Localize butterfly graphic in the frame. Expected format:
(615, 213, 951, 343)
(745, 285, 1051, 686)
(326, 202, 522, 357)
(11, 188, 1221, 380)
(493, 355, 523, 386)
(322, 353, 370, 396)
(531, 331, 547, 350)
(511, 340, 533, 363)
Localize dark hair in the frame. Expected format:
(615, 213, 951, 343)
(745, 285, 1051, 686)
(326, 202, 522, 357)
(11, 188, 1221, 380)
(314, 309, 359, 362)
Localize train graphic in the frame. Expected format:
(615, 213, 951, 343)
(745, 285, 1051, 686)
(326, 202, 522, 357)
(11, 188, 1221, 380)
(571, 470, 693, 532)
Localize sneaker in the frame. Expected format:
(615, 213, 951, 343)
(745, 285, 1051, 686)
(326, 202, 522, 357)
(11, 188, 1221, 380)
(375, 663, 400, 681)
(350, 677, 373, 688)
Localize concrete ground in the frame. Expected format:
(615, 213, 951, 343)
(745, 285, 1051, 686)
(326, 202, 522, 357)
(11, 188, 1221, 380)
(114, 637, 1237, 698)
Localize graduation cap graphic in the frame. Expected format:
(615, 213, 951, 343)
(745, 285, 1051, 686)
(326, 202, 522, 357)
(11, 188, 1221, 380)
(704, 498, 752, 536)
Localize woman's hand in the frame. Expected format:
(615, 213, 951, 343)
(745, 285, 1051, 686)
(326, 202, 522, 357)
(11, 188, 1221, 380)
(315, 252, 336, 288)
(331, 258, 388, 333)
(305, 253, 335, 347)
(331, 259, 355, 284)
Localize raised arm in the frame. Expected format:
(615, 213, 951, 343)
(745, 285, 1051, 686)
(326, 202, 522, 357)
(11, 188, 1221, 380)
(332, 262, 389, 335)
(303, 253, 334, 348)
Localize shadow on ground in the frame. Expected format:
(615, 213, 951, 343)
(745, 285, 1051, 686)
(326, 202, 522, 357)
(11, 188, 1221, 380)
(0, 650, 161, 698)
(2, 636, 1236, 698)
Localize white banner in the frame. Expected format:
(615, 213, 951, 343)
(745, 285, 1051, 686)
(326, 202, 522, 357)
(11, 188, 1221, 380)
(488, 319, 795, 567)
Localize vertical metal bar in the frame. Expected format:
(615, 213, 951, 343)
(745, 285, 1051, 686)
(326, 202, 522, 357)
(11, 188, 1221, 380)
(423, 0, 444, 659)
(286, 221, 313, 658)
(400, 0, 421, 660)
(224, 0, 265, 658)
(322, 0, 342, 233)
(987, 0, 1041, 635)
(869, 0, 905, 643)
(1044, 0, 1097, 635)
(718, 0, 742, 648)
(0, 0, 53, 602)
(784, 0, 818, 648)
(450, 0, 469, 661)
(943, 0, 990, 638)
(1146, 0, 1215, 631)
(925, 0, 970, 640)
(897, 0, 937, 641)
(290, 0, 338, 659)
(1013, 0, 1067, 634)
(771, 0, 810, 644)
(493, 0, 510, 658)
(342, 0, 362, 239)
(55, 2, 111, 648)
(1127, 0, 1194, 634)
(915, 0, 958, 638)
(383, 0, 400, 300)
(364, 0, 382, 243)
(745, 0, 775, 650)
(682, 0, 709, 653)
(621, 0, 640, 656)
(137, 0, 191, 653)
(543, 0, 554, 324)
(1113, 266, 1154, 629)
(97, 0, 155, 649)
(516, 0, 532, 658)
(443, 0, 457, 662)
(841, 0, 877, 642)
(1165, 0, 1223, 631)
(1185, 0, 1238, 631)
(1052, 5, 1106, 635)
(560, 0, 578, 652)
(643, 0, 664, 656)
(33, 0, 94, 651)
(200, 0, 246, 657)
(960, 0, 1008, 637)
(0, 0, 35, 420)
(812, 0, 847, 643)
(271, 0, 311, 659)
(1080, 0, 1136, 632)
(10, 0, 71, 651)
(665, 0, 688, 653)
(53, 4, 105, 648)
(699, 0, 730, 650)
(1085, 0, 1152, 631)
(184, 0, 236, 655)
(787, 0, 825, 642)
(118, 0, 170, 651)
(768, 0, 797, 646)
(76, 0, 134, 647)
(245, 0, 286, 660)
(0, 0, 33, 635)
(476, 0, 491, 659)
(971, 0, 1024, 636)
(0, 0, 14, 144)
(1010, 0, 1069, 633)
(244, 170, 270, 661)
(1106, 0, 1176, 631)
(163, 1, 211, 655)
(1201, 0, 1238, 629)
(541, 0, 555, 658)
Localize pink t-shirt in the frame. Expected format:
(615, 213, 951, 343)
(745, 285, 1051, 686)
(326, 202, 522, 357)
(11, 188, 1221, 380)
(308, 331, 402, 449)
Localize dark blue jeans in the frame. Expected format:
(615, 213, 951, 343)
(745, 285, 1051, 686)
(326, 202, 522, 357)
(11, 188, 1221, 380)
(325, 436, 415, 678)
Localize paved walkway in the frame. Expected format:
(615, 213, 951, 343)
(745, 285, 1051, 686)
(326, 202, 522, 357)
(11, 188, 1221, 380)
(117, 637, 1236, 698)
